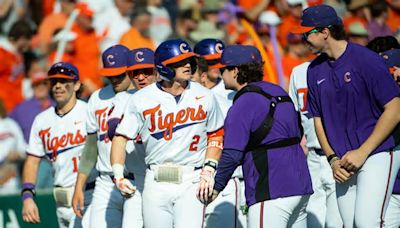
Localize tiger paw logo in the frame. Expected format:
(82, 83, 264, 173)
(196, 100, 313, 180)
(143, 105, 207, 140)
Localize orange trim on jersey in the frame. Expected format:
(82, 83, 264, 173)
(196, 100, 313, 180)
(99, 66, 127, 76)
(162, 52, 196, 65)
(48, 74, 77, 80)
(203, 53, 222, 60)
(207, 128, 224, 138)
(127, 64, 155, 71)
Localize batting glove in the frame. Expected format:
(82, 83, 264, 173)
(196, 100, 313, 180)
(197, 165, 215, 204)
(114, 178, 136, 197)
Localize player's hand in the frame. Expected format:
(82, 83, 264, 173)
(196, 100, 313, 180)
(114, 178, 136, 197)
(196, 166, 215, 204)
(72, 187, 85, 218)
(331, 160, 354, 183)
(340, 149, 368, 172)
(22, 198, 40, 223)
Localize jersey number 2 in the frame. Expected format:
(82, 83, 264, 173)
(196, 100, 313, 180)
(189, 135, 200, 152)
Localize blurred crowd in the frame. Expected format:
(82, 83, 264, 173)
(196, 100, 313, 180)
(1, 0, 400, 194)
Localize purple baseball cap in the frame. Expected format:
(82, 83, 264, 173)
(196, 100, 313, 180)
(48, 62, 79, 81)
(217, 45, 262, 68)
(127, 48, 155, 71)
(381, 49, 400, 68)
(99, 44, 130, 76)
(293, 4, 342, 34)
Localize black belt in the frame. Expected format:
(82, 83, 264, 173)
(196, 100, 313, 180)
(110, 173, 135, 182)
(311, 148, 325, 156)
(85, 181, 95, 191)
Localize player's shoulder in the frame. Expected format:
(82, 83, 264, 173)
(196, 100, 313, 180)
(88, 84, 115, 102)
(188, 81, 214, 98)
(33, 106, 56, 124)
(349, 42, 385, 65)
(133, 83, 157, 97)
(75, 99, 88, 110)
(291, 61, 311, 77)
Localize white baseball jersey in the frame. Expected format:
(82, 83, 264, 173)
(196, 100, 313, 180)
(211, 79, 236, 117)
(108, 89, 147, 176)
(27, 100, 87, 187)
(0, 117, 26, 162)
(116, 81, 224, 167)
(86, 84, 118, 173)
(288, 61, 320, 149)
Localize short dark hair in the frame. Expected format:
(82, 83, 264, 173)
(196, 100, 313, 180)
(8, 20, 34, 40)
(235, 61, 264, 85)
(130, 7, 151, 22)
(328, 25, 347, 40)
(196, 56, 208, 75)
(366, 36, 400, 53)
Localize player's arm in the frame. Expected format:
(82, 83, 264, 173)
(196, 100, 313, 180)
(341, 97, 400, 171)
(21, 154, 41, 224)
(72, 133, 98, 218)
(314, 117, 353, 183)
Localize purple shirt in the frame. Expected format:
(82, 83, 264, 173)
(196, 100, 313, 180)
(10, 98, 55, 142)
(216, 81, 313, 206)
(307, 43, 400, 158)
(394, 172, 400, 194)
(367, 20, 393, 41)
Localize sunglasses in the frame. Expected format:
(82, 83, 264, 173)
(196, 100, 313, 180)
(219, 66, 235, 75)
(302, 28, 320, 41)
(131, 68, 154, 79)
(48, 66, 77, 78)
(49, 78, 75, 86)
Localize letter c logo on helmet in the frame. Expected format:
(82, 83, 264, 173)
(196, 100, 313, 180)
(215, 43, 223, 53)
(107, 55, 115, 66)
(135, 51, 144, 62)
(179, 43, 189, 53)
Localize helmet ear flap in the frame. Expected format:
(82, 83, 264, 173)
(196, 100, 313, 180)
(157, 63, 175, 80)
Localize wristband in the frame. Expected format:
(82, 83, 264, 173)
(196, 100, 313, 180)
(327, 154, 338, 164)
(22, 191, 34, 201)
(112, 164, 125, 180)
(329, 157, 340, 167)
(21, 182, 36, 198)
(22, 182, 35, 190)
(204, 158, 218, 171)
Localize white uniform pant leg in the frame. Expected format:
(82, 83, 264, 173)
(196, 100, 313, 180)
(384, 194, 400, 228)
(247, 195, 310, 228)
(89, 175, 124, 228)
(336, 151, 400, 228)
(355, 151, 400, 228)
(238, 179, 247, 228)
(205, 178, 240, 228)
(57, 206, 76, 228)
(122, 173, 144, 228)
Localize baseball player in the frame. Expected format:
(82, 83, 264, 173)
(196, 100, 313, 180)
(193, 38, 246, 228)
(21, 62, 94, 228)
(288, 61, 343, 227)
(211, 45, 313, 227)
(72, 44, 143, 228)
(110, 39, 225, 228)
(298, 5, 400, 227)
(380, 48, 400, 228)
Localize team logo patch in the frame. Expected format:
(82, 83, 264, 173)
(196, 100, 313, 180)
(344, 72, 351, 83)
(179, 43, 189, 53)
(135, 51, 144, 62)
(107, 55, 115, 66)
(215, 43, 223, 53)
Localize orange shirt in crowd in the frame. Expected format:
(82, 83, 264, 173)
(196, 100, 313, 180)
(71, 24, 102, 89)
(278, 15, 301, 48)
(343, 15, 368, 32)
(37, 13, 67, 52)
(281, 54, 306, 81)
(43, 0, 56, 17)
(0, 41, 24, 113)
(119, 28, 156, 50)
(387, 8, 400, 32)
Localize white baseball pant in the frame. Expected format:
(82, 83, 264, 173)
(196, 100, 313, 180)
(205, 177, 244, 228)
(247, 195, 310, 228)
(384, 194, 400, 228)
(336, 150, 400, 228)
(306, 149, 342, 228)
(142, 166, 205, 228)
(89, 173, 144, 228)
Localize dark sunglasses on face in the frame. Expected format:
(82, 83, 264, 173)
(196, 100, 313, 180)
(131, 68, 154, 79)
(219, 66, 235, 75)
(302, 27, 323, 41)
(49, 78, 75, 86)
(168, 58, 193, 69)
